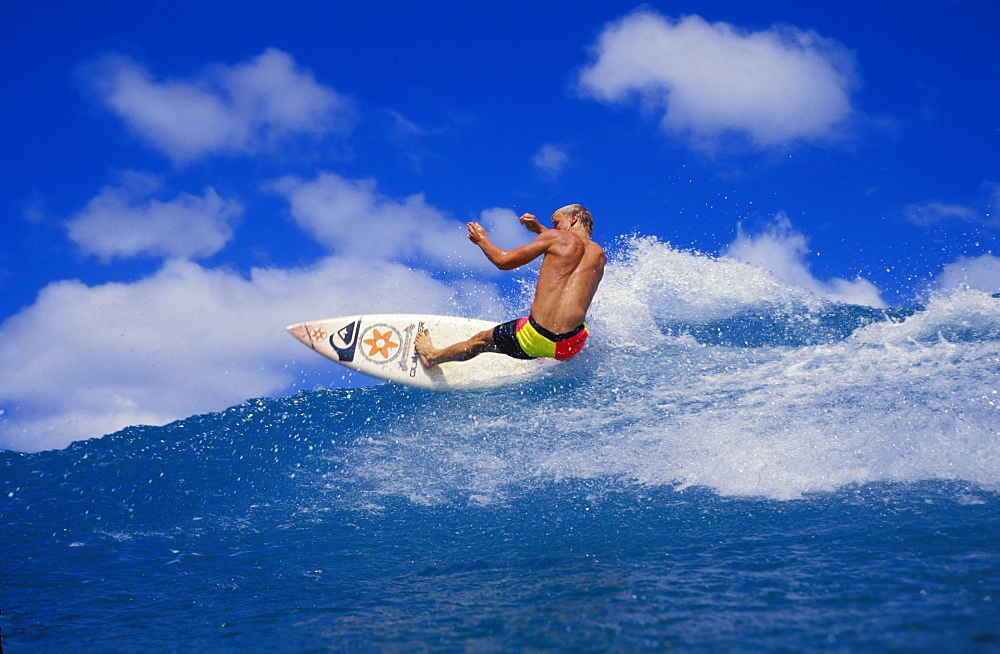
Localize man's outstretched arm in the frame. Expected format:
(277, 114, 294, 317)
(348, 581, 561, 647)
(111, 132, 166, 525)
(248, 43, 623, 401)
(467, 222, 556, 271)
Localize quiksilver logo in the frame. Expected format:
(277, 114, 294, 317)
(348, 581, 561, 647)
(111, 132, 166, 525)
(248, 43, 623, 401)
(330, 320, 360, 362)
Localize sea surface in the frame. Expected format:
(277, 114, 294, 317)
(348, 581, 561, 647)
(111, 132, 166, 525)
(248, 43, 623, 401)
(3, 238, 1000, 652)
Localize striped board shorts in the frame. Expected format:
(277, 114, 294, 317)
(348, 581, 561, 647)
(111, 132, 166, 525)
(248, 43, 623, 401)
(492, 316, 589, 361)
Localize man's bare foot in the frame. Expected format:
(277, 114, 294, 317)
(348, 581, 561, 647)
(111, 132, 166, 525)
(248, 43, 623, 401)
(414, 329, 439, 368)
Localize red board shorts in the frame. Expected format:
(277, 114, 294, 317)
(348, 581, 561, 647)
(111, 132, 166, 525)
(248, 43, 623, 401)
(492, 316, 589, 361)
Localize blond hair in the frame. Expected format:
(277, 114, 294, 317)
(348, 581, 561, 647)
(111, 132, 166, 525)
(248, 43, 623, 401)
(554, 204, 593, 235)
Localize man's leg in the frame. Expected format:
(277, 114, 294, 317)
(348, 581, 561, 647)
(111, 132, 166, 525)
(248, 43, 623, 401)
(414, 328, 497, 368)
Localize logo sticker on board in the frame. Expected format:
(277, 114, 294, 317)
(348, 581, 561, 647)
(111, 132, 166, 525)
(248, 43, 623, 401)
(360, 324, 402, 364)
(330, 320, 360, 362)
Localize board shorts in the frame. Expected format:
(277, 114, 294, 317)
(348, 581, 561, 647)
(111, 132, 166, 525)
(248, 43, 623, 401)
(492, 316, 589, 361)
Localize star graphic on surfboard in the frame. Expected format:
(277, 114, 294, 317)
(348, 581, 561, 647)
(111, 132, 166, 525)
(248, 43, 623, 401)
(363, 328, 399, 359)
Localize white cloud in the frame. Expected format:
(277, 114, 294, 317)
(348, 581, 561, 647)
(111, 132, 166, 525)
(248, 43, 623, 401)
(930, 254, 1000, 294)
(903, 201, 980, 227)
(577, 11, 857, 151)
(88, 48, 352, 162)
(65, 171, 242, 261)
(533, 144, 570, 178)
(0, 257, 504, 452)
(723, 214, 885, 307)
(1, 175, 540, 452)
(903, 183, 1000, 229)
(477, 208, 535, 251)
(269, 172, 514, 273)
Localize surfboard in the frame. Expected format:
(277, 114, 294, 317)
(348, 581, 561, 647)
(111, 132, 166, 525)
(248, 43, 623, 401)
(286, 314, 551, 390)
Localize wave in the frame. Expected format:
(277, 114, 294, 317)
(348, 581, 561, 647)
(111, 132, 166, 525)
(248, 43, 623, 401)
(4, 237, 999, 505)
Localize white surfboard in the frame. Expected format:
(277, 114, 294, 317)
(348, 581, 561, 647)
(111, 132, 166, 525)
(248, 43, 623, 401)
(286, 314, 552, 390)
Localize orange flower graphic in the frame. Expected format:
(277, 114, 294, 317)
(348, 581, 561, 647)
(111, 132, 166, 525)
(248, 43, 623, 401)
(363, 328, 399, 359)
(310, 328, 326, 341)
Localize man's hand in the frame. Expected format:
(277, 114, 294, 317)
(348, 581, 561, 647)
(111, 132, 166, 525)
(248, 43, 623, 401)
(467, 222, 487, 244)
(519, 213, 544, 234)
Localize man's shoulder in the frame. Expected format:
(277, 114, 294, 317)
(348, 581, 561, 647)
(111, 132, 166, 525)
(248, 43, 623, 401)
(584, 237, 606, 257)
(538, 229, 600, 257)
(584, 240, 607, 272)
(535, 228, 578, 249)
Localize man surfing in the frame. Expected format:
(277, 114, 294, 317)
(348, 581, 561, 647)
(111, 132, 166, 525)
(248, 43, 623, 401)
(415, 204, 606, 367)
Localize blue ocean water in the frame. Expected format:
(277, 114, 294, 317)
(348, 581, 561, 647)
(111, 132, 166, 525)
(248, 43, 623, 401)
(4, 238, 1000, 652)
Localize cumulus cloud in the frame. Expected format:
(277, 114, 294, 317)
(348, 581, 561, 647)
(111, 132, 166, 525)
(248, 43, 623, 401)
(269, 172, 522, 273)
(0, 257, 504, 452)
(533, 144, 570, 178)
(577, 11, 857, 151)
(723, 214, 885, 307)
(66, 171, 242, 261)
(1, 173, 540, 452)
(87, 48, 352, 162)
(930, 254, 1000, 294)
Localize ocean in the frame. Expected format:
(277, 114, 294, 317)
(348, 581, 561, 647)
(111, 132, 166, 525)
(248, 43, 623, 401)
(3, 237, 1000, 651)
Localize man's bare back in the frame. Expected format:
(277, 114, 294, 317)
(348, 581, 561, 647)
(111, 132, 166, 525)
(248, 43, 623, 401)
(415, 205, 606, 368)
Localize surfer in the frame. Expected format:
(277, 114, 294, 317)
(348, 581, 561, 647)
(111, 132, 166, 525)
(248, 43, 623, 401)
(415, 204, 606, 368)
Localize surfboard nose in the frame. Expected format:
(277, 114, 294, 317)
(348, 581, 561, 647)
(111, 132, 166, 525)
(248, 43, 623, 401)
(286, 323, 313, 349)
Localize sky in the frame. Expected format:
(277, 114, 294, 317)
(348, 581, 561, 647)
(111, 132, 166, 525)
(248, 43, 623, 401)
(2, 0, 998, 451)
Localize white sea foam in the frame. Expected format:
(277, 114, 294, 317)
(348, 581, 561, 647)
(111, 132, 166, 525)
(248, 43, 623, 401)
(590, 236, 818, 346)
(341, 239, 1000, 502)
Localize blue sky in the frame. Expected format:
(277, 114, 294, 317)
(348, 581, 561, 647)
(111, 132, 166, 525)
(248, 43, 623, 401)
(2, 0, 998, 451)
